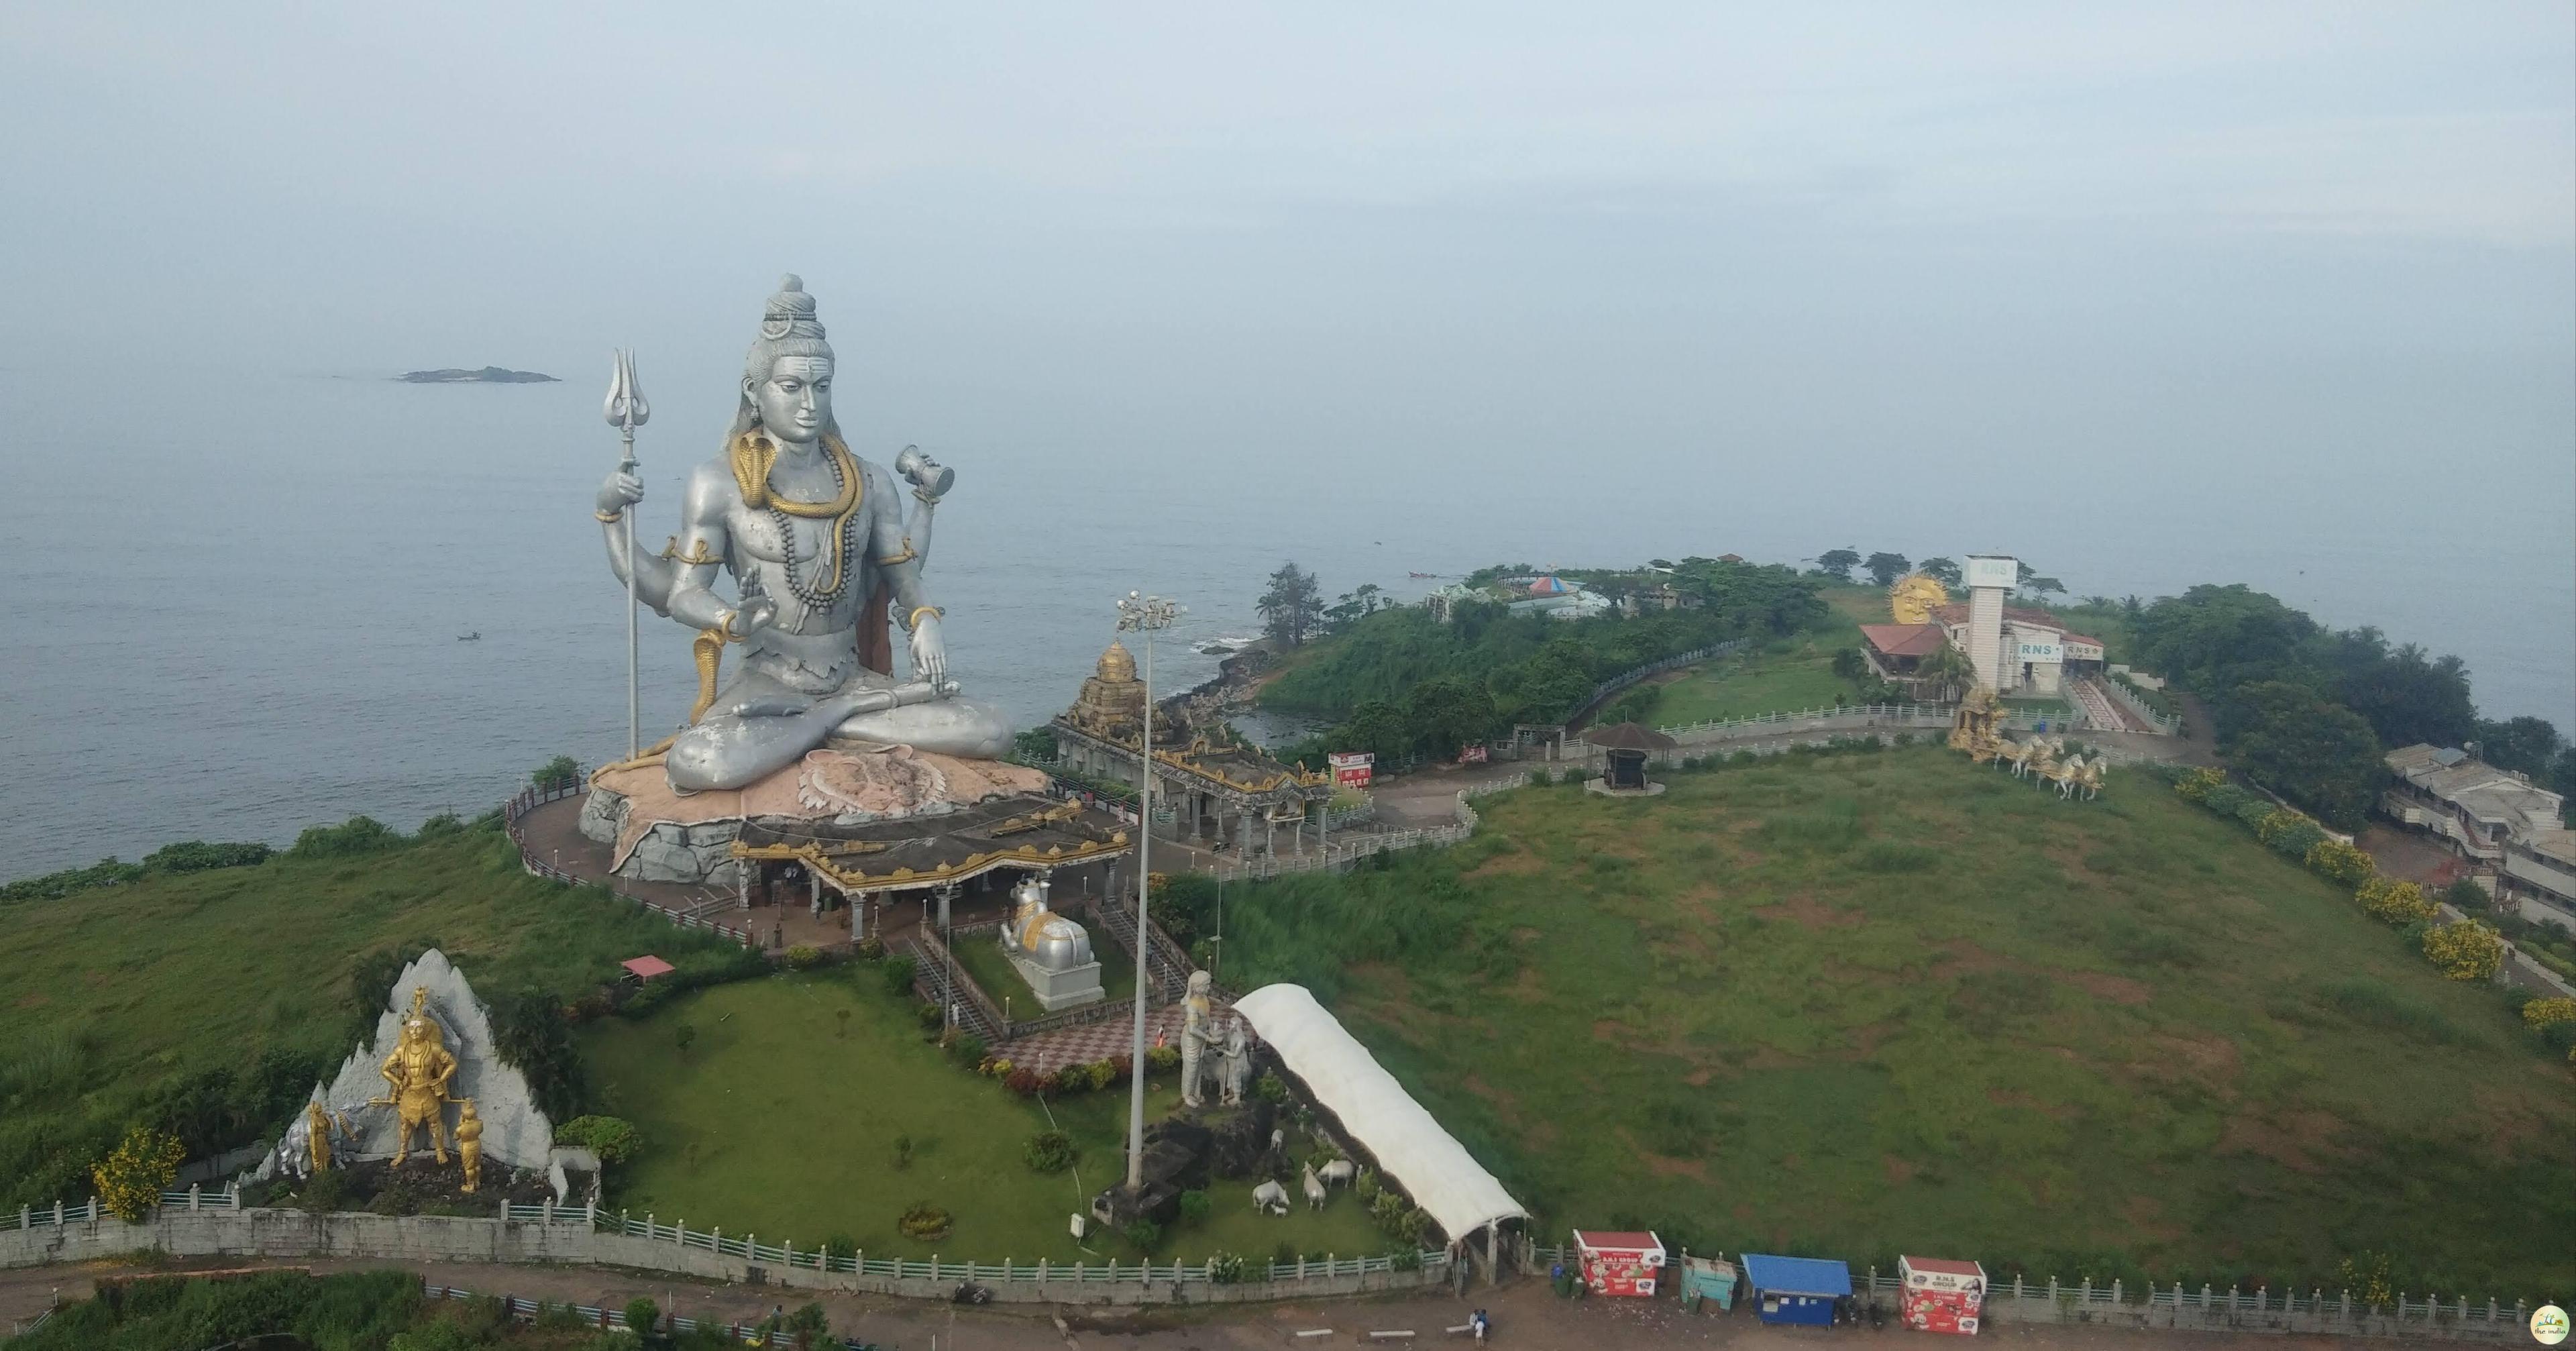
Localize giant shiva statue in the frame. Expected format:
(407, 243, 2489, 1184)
(596, 276, 1012, 791)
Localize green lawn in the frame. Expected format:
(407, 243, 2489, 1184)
(1639, 586, 1879, 724)
(0, 826, 751, 1209)
(578, 973, 1389, 1262)
(1216, 745, 2576, 1295)
(949, 927, 1138, 1020)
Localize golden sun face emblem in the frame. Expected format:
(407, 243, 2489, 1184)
(1890, 573, 1949, 625)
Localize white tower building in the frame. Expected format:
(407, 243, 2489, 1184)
(1962, 555, 2018, 692)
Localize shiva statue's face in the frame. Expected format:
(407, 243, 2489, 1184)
(748, 355, 835, 445)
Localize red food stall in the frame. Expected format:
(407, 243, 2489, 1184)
(1571, 1230, 1666, 1297)
(1898, 1256, 1986, 1334)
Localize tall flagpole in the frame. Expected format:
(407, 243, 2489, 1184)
(602, 350, 650, 757)
(1116, 590, 1181, 1193)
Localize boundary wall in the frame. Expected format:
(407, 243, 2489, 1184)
(2, 1203, 1447, 1308)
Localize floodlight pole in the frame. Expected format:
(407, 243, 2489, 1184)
(1116, 590, 1181, 1193)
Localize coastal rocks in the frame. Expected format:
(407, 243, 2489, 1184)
(396, 366, 558, 383)
(263, 949, 553, 1180)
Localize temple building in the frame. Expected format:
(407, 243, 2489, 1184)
(1862, 602, 2102, 696)
(1051, 641, 1336, 857)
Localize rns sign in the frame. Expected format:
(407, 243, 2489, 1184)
(2017, 641, 2062, 662)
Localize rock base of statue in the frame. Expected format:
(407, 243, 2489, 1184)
(1005, 948, 1106, 1012)
(581, 745, 1053, 886)
(1205, 1099, 1281, 1179)
(260, 1153, 577, 1214)
(258, 949, 555, 1183)
(1089, 1120, 1214, 1230)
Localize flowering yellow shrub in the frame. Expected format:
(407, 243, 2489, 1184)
(91, 1124, 184, 1222)
(2520, 997, 2576, 1031)
(2357, 877, 2436, 926)
(2255, 808, 2309, 847)
(2304, 839, 2376, 887)
(2421, 920, 2503, 982)
(2174, 767, 2224, 803)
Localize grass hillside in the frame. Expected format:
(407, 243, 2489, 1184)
(0, 825, 749, 1209)
(1635, 584, 1880, 724)
(580, 973, 1388, 1261)
(1218, 744, 2576, 1295)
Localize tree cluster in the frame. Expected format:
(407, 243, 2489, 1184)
(1256, 561, 1326, 648)
(1267, 559, 1827, 767)
(2133, 584, 2575, 829)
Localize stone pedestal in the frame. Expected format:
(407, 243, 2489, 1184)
(581, 747, 1051, 887)
(1006, 950, 1105, 1012)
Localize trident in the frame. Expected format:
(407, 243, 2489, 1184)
(602, 349, 649, 758)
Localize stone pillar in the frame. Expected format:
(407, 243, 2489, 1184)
(806, 869, 821, 916)
(1236, 809, 1252, 855)
(851, 891, 867, 942)
(935, 884, 955, 930)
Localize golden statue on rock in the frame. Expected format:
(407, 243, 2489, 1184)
(375, 987, 460, 1167)
(1949, 686, 2006, 762)
(455, 1099, 484, 1193)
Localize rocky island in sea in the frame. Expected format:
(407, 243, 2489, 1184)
(396, 366, 559, 384)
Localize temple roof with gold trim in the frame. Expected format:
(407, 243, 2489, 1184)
(731, 792, 1131, 891)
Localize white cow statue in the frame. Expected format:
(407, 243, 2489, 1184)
(1252, 1180, 1291, 1215)
(1302, 1163, 1328, 1210)
(1318, 1158, 1357, 1188)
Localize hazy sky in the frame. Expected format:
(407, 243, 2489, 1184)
(4, 4, 2571, 715)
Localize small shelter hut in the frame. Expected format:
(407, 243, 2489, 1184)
(1678, 1251, 1739, 1311)
(1898, 1256, 1987, 1334)
(1584, 722, 1678, 794)
(1571, 1229, 1666, 1297)
(1741, 1252, 1852, 1326)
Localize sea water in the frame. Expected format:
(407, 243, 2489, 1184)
(3, 367, 2568, 875)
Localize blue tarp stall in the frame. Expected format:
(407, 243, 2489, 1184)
(1741, 1253, 1852, 1327)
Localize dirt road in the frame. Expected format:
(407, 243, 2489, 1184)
(2, 1256, 2381, 1350)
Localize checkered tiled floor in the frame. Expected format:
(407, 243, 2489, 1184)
(1002, 999, 1240, 1075)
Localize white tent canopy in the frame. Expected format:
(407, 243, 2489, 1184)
(1234, 983, 1531, 1242)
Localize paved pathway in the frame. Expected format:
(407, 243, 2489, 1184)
(519, 794, 852, 953)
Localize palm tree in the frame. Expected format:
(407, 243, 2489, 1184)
(1916, 641, 1979, 703)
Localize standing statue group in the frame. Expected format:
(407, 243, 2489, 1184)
(280, 985, 484, 1193)
(370, 987, 486, 1191)
(1177, 970, 1253, 1109)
